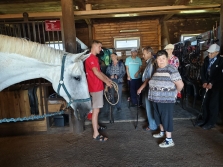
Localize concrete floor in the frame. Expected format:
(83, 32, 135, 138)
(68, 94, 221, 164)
(0, 93, 223, 167)
(0, 120, 223, 167)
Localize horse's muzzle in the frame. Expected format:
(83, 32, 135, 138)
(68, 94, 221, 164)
(72, 101, 91, 120)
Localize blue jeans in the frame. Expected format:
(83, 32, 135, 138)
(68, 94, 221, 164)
(143, 90, 157, 130)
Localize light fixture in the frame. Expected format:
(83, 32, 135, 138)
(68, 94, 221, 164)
(120, 29, 139, 33)
(180, 10, 206, 14)
(199, 41, 205, 43)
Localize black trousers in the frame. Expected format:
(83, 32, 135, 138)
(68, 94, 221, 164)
(152, 102, 174, 132)
(202, 87, 220, 126)
(129, 79, 142, 105)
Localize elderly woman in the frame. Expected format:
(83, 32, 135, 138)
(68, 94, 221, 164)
(164, 44, 179, 69)
(106, 53, 126, 111)
(148, 50, 184, 148)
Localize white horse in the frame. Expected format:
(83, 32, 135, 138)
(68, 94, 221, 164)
(0, 35, 91, 119)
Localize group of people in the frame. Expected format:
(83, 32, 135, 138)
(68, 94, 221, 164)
(84, 39, 222, 148)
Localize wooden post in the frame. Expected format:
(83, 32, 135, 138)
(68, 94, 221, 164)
(61, 0, 77, 53)
(220, 0, 223, 54)
(85, 19, 93, 47)
(88, 24, 93, 47)
(61, 0, 84, 134)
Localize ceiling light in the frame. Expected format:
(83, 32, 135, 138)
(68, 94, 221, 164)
(180, 10, 206, 14)
(120, 29, 139, 32)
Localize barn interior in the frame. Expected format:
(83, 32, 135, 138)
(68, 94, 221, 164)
(0, 0, 223, 166)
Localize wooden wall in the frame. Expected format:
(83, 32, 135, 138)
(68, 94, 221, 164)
(76, 27, 89, 47)
(93, 19, 161, 57)
(162, 17, 220, 45)
(0, 87, 47, 135)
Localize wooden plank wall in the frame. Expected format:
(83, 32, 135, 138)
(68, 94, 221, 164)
(76, 27, 89, 48)
(93, 19, 161, 57)
(165, 17, 220, 44)
(0, 87, 47, 135)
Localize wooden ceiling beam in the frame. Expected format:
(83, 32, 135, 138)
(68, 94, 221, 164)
(84, 18, 92, 25)
(75, 0, 86, 10)
(162, 0, 191, 22)
(0, 4, 220, 19)
(73, 4, 221, 16)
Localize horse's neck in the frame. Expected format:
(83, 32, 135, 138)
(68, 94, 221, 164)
(0, 53, 60, 91)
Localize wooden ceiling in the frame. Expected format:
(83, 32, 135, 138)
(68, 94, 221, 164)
(0, 0, 221, 20)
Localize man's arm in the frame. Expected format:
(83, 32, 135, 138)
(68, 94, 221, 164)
(92, 67, 112, 87)
(137, 78, 149, 95)
(126, 66, 131, 80)
(134, 66, 143, 78)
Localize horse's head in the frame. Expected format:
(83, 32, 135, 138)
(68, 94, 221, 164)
(52, 51, 91, 120)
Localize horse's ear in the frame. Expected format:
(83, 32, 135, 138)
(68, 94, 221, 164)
(70, 50, 90, 62)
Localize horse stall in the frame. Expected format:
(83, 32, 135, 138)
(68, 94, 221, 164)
(0, 78, 73, 136)
(0, 21, 89, 136)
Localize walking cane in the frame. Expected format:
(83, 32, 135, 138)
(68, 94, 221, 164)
(135, 94, 140, 129)
(194, 88, 208, 126)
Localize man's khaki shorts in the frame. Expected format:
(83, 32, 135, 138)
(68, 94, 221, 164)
(90, 90, 104, 109)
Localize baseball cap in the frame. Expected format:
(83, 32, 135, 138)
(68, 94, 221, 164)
(207, 44, 220, 53)
(131, 48, 138, 52)
(164, 44, 174, 50)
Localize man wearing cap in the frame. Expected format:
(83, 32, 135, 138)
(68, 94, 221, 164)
(195, 44, 223, 130)
(164, 44, 179, 69)
(125, 48, 143, 106)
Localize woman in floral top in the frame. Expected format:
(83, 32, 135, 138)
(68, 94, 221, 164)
(164, 44, 179, 69)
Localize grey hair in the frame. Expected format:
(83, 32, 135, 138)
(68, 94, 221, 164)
(142, 46, 154, 54)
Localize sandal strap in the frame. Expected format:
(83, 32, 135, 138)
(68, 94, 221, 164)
(94, 135, 106, 141)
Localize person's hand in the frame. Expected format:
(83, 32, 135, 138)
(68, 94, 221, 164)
(106, 81, 112, 88)
(137, 88, 142, 95)
(202, 83, 207, 88)
(134, 72, 139, 78)
(111, 75, 114, 79)
(127, 76, 131, 81)
(207, 83, 212, 89)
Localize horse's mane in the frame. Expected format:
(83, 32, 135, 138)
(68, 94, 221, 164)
(0, 35, 66, 65)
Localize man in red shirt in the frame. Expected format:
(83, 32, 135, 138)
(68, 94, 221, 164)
(85, 40, 112, 141)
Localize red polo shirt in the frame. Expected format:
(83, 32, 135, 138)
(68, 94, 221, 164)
(85, 54, 104, 92)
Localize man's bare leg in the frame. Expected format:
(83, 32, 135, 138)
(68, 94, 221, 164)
(92, 108, 108, 140)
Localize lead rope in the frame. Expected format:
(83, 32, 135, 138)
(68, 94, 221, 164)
(104, 81, 119, 105)
(0, 110, 65, 123)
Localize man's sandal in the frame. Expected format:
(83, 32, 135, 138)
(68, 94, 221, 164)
(93, 135, 108, 142)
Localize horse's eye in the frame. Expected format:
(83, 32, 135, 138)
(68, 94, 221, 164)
(74, 76, 81, 81)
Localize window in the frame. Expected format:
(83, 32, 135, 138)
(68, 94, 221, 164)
(114, 37, 140, 50)
(181, 34, 200, 45)
(46, 41, 64, 50)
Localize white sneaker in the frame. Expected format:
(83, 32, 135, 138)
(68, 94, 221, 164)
(153, 133, 165, 138)
(159, 139, 175, 148)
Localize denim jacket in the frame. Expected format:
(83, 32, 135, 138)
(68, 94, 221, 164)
(142, 57, 156, 82)
(106, 61, 126, 83)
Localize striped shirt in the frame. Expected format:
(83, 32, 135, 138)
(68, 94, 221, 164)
(148, 64, 182, 103)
